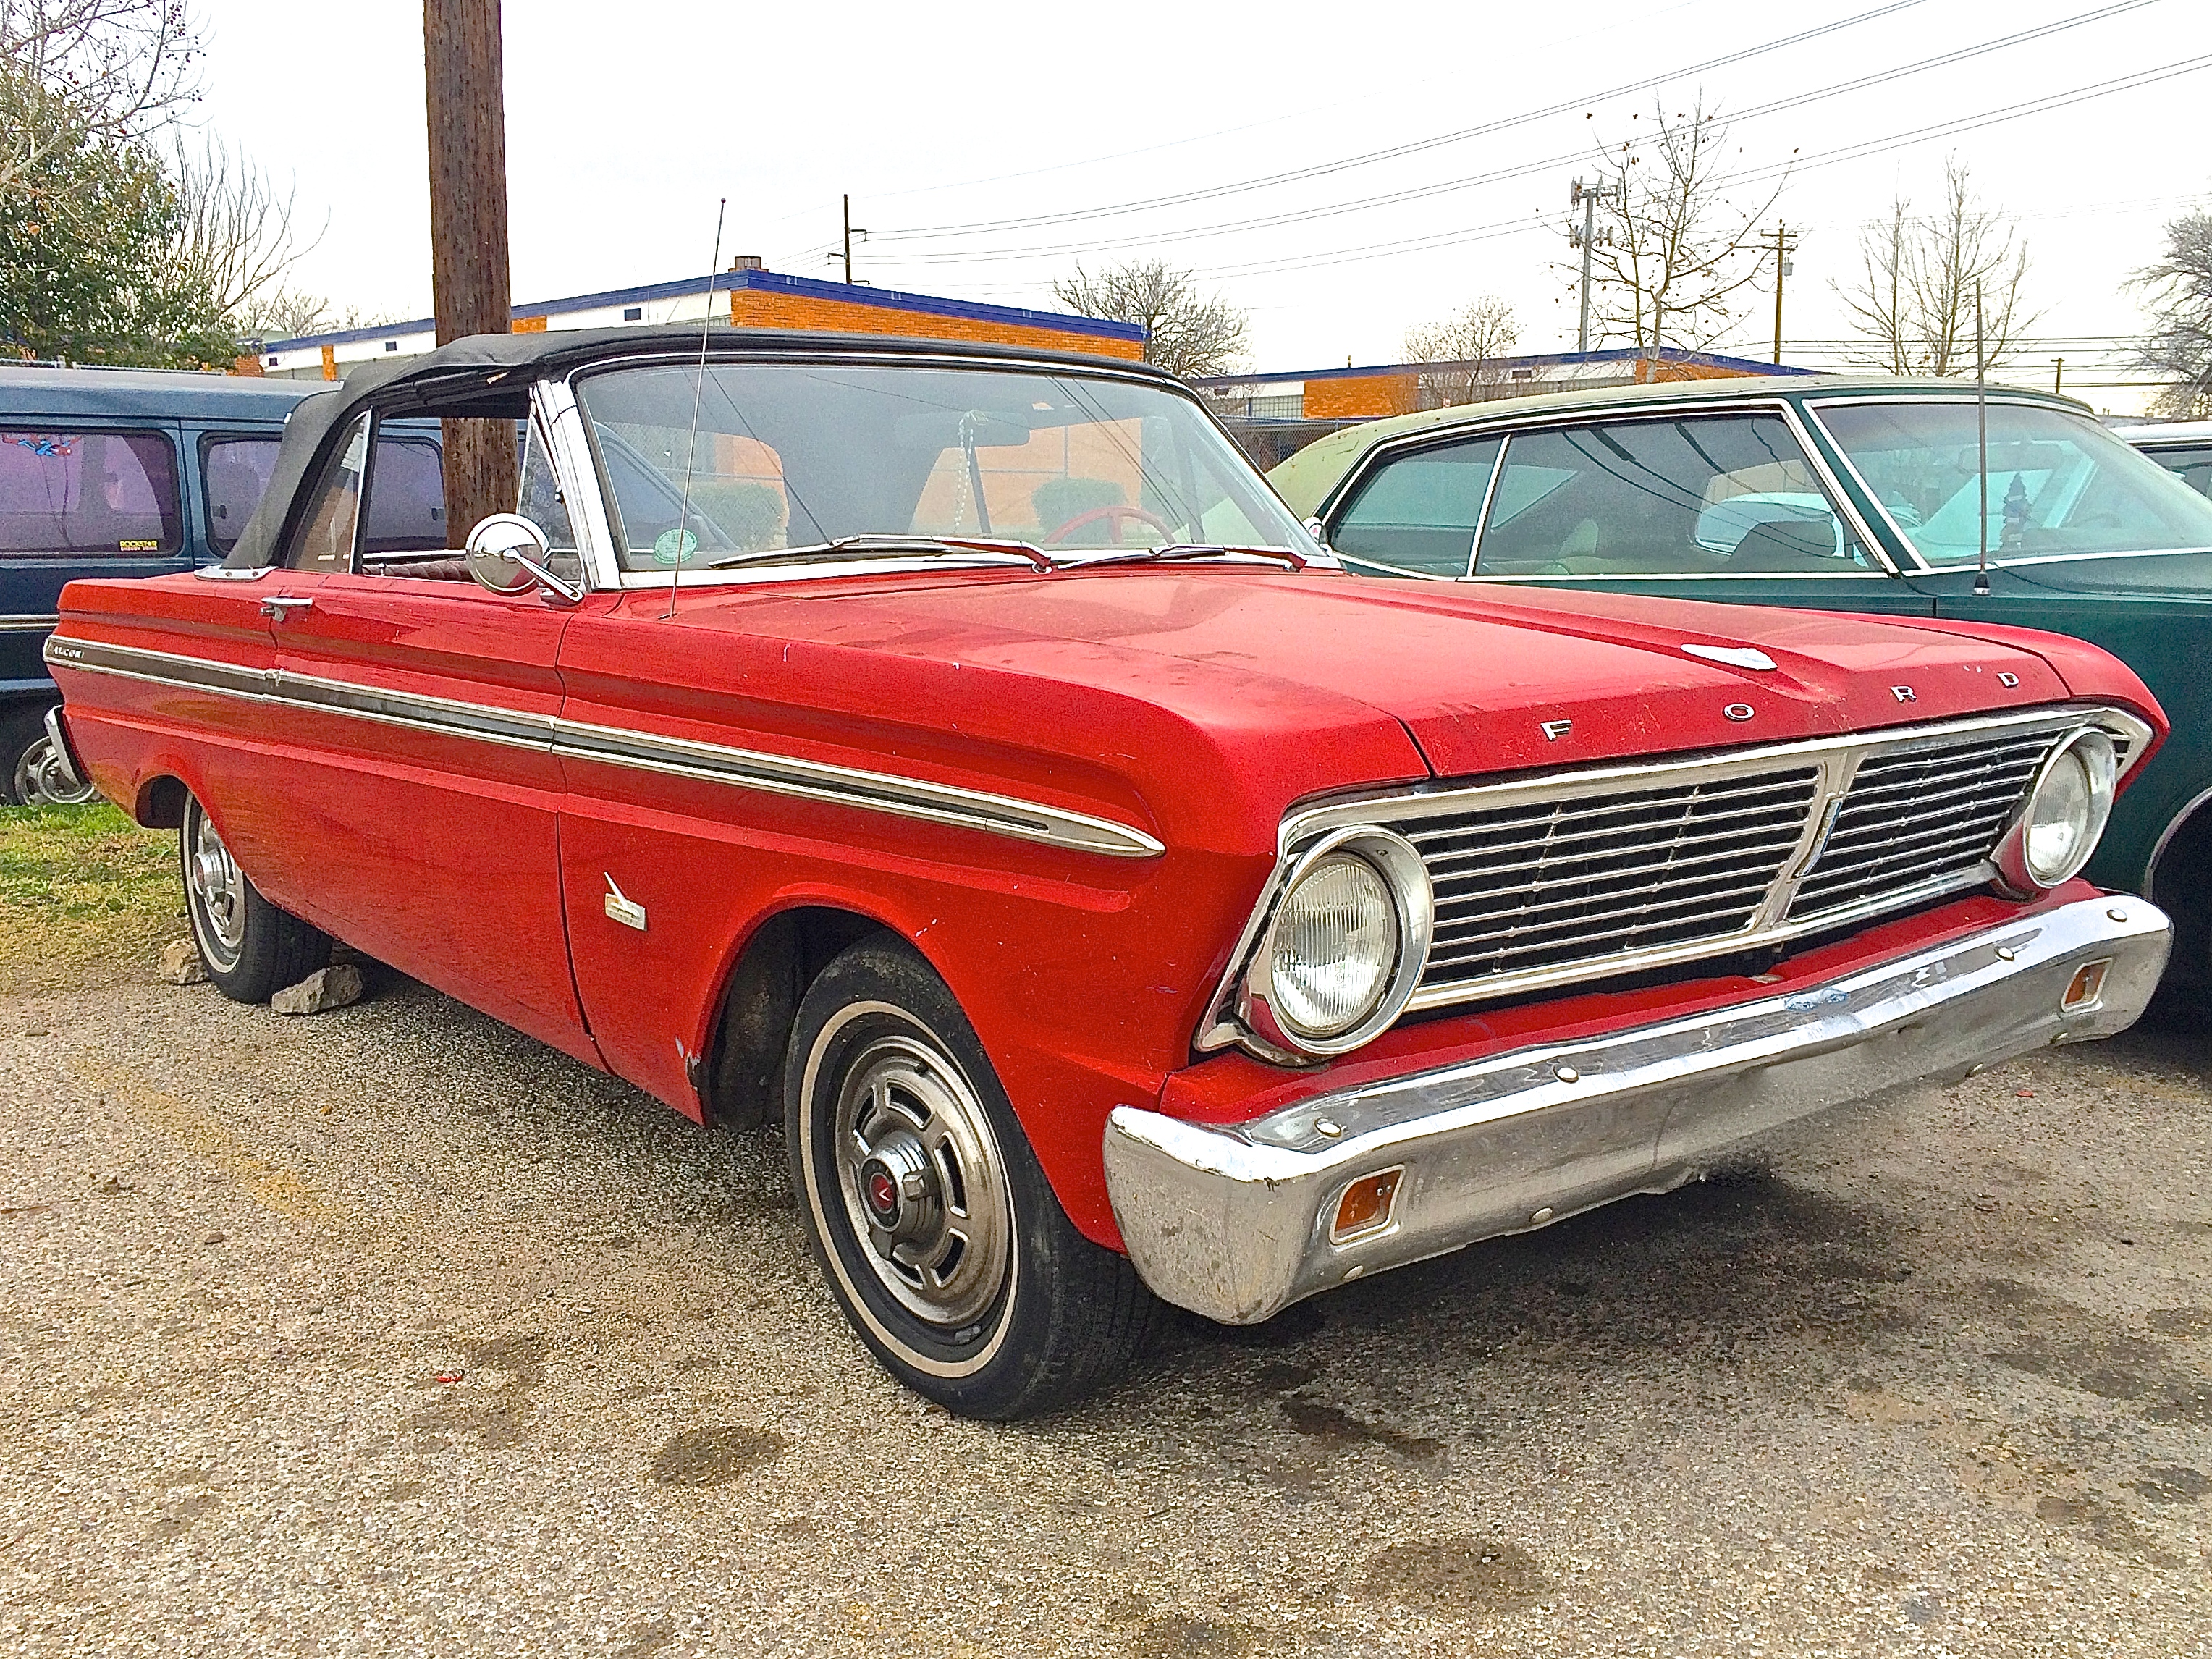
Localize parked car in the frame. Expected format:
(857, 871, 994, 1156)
(0, 366, 452, 805)
(1272, 376, 2212, 1001)
(1, 367, 310, 801)
(2114, 418, 2212, 499)
(45, 332, 2171, 1415)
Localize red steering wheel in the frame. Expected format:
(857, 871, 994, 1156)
(1042, 503, 1175, 546)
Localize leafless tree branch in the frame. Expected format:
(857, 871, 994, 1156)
(1402, 296, 1519, 407)
(1, 1, 201, 198)
(1833, 159, 2037, 376)
(2134, 203, 2212, 418)
(1053, 259, 1249, 380)
(1576, 95, 1784, 355)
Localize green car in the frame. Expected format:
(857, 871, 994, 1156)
(1270, 376, 2212, 996)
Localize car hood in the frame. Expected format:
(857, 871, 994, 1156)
(683, 567, 2082, 781)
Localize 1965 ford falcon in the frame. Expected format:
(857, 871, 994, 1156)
(42, 329, 2173, 1416)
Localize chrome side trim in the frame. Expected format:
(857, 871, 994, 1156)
(41, 634, 1162, 859)
(0, 613, 60, 631)
(1113, 894, 2171, 1325)
(551, 715, 1163, 858)
(1196, 703, 2148, 1055)
(192, 565, 275, 581)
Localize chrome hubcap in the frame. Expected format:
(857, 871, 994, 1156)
(12, 735, 96, 806)
(183, 801, 246, 971)
(834, 1034, 1010, 1328)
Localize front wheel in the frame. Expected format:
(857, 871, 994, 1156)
(785, 935, 1158, 1418)
(181, 793, 331, 1002)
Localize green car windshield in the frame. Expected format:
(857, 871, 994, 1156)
(573, 360, 1312, 572)
(1814, 400, 2212, 565)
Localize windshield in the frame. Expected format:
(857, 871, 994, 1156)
(1813, 400, 2212, 565)
(573, 360, 1312, 573)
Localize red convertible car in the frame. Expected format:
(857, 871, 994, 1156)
(43, 329, 2172, 1416)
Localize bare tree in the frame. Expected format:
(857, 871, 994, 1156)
(1577, 95, 1783, 355)
(234, 289, 408, 342)
(1403, 295, 1519, 408)
(2135, 203, 2212, 419)
(1836, 160, 2035, 376)
(166, 132, 318, 333)
(1, 0, 200, 198)
(1053, 259, 1248, 379)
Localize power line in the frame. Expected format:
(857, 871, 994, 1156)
(865, 0, 1940, 244)
(861, 0, 2164, 269)
(1186, 48, 2212, 282)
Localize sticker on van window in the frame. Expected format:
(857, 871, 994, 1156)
(12, 436, 75, 458)
(118, 539, 159, 552)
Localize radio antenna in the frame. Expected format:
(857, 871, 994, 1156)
(666, 196, 727, 620)
(1974, 279, 1991, 596)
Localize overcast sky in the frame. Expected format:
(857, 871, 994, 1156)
(193, 0, 2205, 412)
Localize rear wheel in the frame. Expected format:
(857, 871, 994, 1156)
(785, 934, 1157, 1418)
(1, 708, 96, 806)
(181, 793, 330, 1002)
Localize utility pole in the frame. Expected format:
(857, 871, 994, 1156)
(835, 194, 868, 284)
(1758, 222, 1799, 366)
(2053, 357, 2065, 397)
(423, 0, 517, 542)
(1568, 177, 1620, 354)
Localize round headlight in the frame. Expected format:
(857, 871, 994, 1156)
(1270, 853, 1399, 1041)
(2011, 727, 2118, 890)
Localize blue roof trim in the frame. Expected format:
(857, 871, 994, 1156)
(263, 267, 1144, 353)
(1191, 347, 1815, 388)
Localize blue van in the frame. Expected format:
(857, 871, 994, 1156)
(1, 366, 448, 802)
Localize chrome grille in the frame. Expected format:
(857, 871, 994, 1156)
(1788, 727, 2061, 921)
(1396, 767, 1822, 989)
(1199, 704, 2150, 1056)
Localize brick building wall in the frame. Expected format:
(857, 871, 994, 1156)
(730, 289, 1144, 361)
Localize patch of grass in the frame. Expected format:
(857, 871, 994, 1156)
(0, 803, 182, 993)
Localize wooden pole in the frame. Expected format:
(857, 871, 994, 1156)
(423, 0, 518, 544)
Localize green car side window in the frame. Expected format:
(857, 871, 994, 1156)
(1474, 415, 1862, 578)
(1330, 437, 1501, 578)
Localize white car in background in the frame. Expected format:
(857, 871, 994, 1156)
(2115, 419, 2212, 499)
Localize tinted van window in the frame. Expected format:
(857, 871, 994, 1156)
(0, 430, 181, 557)
(203, 436, 280, 555)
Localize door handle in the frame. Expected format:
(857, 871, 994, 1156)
(259, 596, 314, 619)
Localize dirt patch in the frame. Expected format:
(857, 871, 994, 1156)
(646, 1424, 788, 1487)
(1122, 1616, 1252, 1658)
(1362, 1532, 1552, 1616)
(1280, 1398, 1443, 1464)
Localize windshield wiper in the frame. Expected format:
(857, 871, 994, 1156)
(704, 534, 1055, 573)
(1067, 542, 1309, 571)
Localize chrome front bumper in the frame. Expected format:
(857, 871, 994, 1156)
(1104, 894, 2170, 1325)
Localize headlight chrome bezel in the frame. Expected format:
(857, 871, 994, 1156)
(1241, 824, 1434, 1058)
(1995, 725, 2119, 895)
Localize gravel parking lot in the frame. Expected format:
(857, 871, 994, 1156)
(2, 870, 2206, 1656)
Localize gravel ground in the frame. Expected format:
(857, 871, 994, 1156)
(1, 960, 2205, 1658)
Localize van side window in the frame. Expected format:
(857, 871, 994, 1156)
(360, 436, 448, 557)
(0, 430, 181, 557)
(289, 414, 371, 573)
(203, 436, 280, 556)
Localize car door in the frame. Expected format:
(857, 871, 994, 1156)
(254, 408, 604, 1065)
(3, 420, 195, 697)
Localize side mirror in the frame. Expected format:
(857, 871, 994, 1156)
(464, 513, 582, 603)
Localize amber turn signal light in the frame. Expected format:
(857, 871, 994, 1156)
(2061, 958, 2111, 1011)
(1330, 1168, 1403, 1243)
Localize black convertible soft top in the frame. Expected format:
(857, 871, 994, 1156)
(221, 326, 1176, 570)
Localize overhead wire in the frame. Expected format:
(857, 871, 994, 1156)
(859, 0, 2164, 269)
